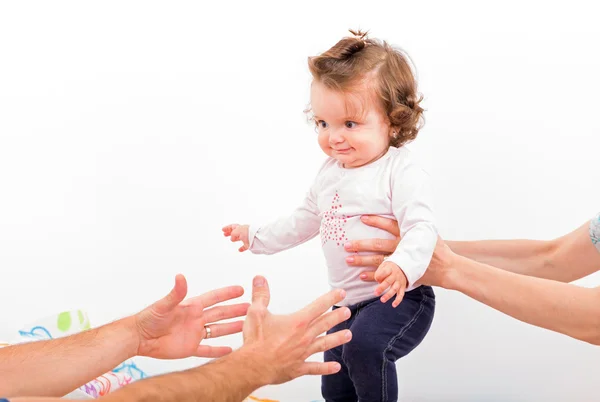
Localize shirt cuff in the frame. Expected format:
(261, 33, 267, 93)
(248, 224, 260, 252)
(386, 251, 427, 291)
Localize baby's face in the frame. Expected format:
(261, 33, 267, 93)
(310, 80, 390, 168)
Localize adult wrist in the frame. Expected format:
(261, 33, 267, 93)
(439, 251, 464, 291)
(234, 345, 276, 387)
(110, 315, 141, 359)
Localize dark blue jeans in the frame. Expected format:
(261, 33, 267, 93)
(322, 286, 435, 402)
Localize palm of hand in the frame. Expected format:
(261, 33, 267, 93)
(136, 301, 205, 359)
(132, 275, 248, 360)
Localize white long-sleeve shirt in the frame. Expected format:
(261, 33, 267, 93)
(248, 147, 438, 306)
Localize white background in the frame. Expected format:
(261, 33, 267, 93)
(1, 1, 599, 401)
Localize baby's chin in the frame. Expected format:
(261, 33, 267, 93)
(332, 155, 356, 167)
(333, 154, 373, 169)
(341, 161, 363, 168)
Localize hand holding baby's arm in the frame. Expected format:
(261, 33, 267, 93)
(222, 224, 250, 252)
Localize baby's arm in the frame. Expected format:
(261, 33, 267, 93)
(374, 158, 437, 306)
(223, 189, 321, 255)
(387, 161, 438, 286)
(224, 160, 333, 255)
(249, 193, 321, 254)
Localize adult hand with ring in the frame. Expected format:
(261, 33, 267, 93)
(133, 274, 250, 359)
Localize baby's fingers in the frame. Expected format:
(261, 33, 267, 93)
(380, 279, 401, 304)
(230, 229, 243, 242)
(392, 287, 406, 308)
(374, 276, 394, 297)
(222, 224, 239, 236)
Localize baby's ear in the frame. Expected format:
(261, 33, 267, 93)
(388, 126, 402, 147)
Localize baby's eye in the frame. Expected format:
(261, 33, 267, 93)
(317, 120, 329, 129)
(345, 121, 358, 129)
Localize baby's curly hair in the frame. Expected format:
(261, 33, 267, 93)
(308, 29, 424, 147)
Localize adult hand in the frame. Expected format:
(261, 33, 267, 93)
(344, 215, 400, 281)
(242, 276, 352, 385)
(134, 274, 250, 359)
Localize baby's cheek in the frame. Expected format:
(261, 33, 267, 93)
(317, 134, 330, 153)
(355, 139, 384, 159)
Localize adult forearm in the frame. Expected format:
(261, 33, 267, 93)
(102, 348, 267, 402)
(0, 317, 138, 397)
(446, 255, 600, 344)
(4, 349, 268, 402)
(447, 239, 555, 278)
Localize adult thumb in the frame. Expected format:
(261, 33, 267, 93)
(251, 275, 270, 308)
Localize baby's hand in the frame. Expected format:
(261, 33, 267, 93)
(222, 224, 250, 252)
(374, 261, 408, 308)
